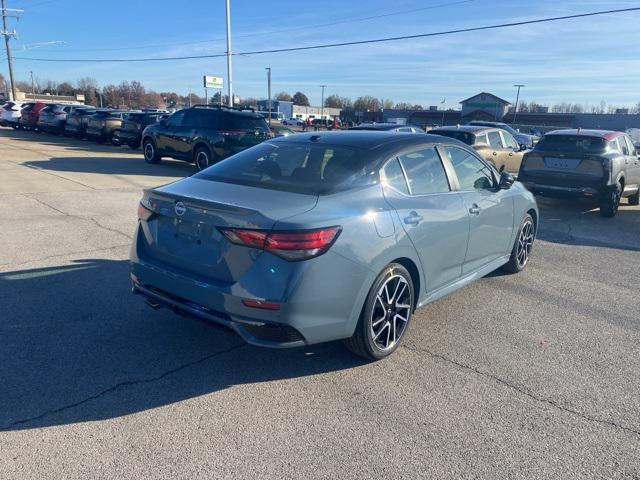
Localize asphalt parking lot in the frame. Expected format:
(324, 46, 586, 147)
(1, 127, 639, 479)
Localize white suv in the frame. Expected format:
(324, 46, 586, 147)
(1, 101, 27, 128)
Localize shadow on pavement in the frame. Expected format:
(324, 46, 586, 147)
(0, 259, 366, 431)
(536, 196, 640, 252)
(25, 156, 193, 177)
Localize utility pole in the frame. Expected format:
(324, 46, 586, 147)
(29, 70, 34, 97)
(320, 84, 326, 120)
(1, 0, 21, 101)
(225, 0, 233, 107)
(513, 84, 525, 125)
(265, 67, 271, 126)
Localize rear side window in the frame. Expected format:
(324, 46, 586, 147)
(443, 146, 494, 191)
(225, 114, 269, 131)
(382, 159, 409, 194)
(431, 130, 474, 145)
(195, 142, 375, 195)
(398, 147, 450, 195)
(474, 133, 488, 145)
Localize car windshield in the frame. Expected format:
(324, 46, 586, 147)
(195, 142, 377, 195)
(431, 130, 475, 145)
(535, 135, 607, 154)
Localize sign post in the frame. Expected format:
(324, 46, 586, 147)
(203, 75, 224, 106)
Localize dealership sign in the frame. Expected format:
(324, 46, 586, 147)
(203, 75, 223, 89)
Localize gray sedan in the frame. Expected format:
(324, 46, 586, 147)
(130, 132, 538, 359)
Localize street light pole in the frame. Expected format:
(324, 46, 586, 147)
(513, 84, 525, 125)
(225, 0, 233, 107)
(265, 67, 272, 126)
(1, 0, 20, 101)
(29, 70, 34, 97)
(320, 84, 326, 120)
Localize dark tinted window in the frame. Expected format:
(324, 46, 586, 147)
(382, 158, 409, 194)
(443, 146, 494, 191)
(183, 109, 218, 128)
(431, 130, 474, 145)
(398, 147, 450, 195)
(225, 114, 269, 131)
(536, 135, 607, 154)
(166, 110, 186, 127)
(195, 142, 375, 195)
(487, 131, 503, 148)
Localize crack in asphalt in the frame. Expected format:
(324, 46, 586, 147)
(23, 194, 133, 240)
(402, 344, 640, 439)
(0, 343, 247, 431)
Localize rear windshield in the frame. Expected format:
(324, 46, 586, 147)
(94, 111, 123, 118)
(195, 142, 377, 195)
(225, 114, 269, 131)
(431, 130, 475, 145)
(535, 135, 607, 154)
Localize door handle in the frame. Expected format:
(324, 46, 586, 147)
(469, 204, 481, 216)
(508, 152, 514, 156)
(492, 152, 498, 156)
(404, 212, 423, 225)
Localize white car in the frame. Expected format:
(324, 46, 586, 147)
(1, 101, 27, 127)
(282, 118, 303, 126)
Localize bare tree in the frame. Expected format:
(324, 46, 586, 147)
(353, 96, 380, 112)
(275, 91, 292, 102)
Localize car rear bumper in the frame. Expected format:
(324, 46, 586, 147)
(520, 181, 614, 198)
(114, 130, 140, 143)
(130, 225, 371, 348)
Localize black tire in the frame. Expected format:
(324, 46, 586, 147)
(628, 188, 639, 206)
(502, 213, 535, 274)
(599, 183, 622, 217)
(343, 263, 414, 361)
(194, 146, 214, 171)
(143, 138, 161, 164)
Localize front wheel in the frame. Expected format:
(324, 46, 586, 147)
(344, 263, 414, 360)
(143, 138, 161, 164)
(502, 213, 535, 274)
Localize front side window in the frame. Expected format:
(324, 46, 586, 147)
(397, 147, 450, 195)
(166, 110, 186, 128)
(381, 158, 409, 194)
(487, 131, 504, 148)
(443, 146, 495, 191)
(624, 136, 636, 156)
(501, 131, 520, 150)
(618, 137, 629, 155)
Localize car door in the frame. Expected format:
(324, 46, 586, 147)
(623, 135, 640, 186)
(381, 146, 469, 292)
(440, 145, 514, 274)
(499, 130, 524, 174)
(156, 110, 186, 156)
(486, 130, 510, 172)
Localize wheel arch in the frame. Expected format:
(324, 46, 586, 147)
(389, 257, 421, 311)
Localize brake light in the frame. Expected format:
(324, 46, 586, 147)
(242, 299, 281, 310)
(265, 131, 275, 138)
(218, 129, 245, 136)
(137, 202, 154, 221)
(219, 226, 341, 261)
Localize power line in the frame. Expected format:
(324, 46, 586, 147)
(22, 0, 475, 53)
(12, 7, 640, 63)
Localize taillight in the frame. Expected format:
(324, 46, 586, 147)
(219, 226, 341, 261)
(137, 199, 154, 221)
(218, 129, 245, 136)
(265, 131, 275, 138)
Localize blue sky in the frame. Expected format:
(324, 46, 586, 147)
(4, 0, 640, 108)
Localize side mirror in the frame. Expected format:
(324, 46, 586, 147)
(520, 144, 528, 152)
(498, 171, 515, 189)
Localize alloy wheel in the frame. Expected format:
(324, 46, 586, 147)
(144, 142, 155, 161)
(370, 274, 412, 351)
(516, 219, 534, 268)
(195, 150, 210, 170)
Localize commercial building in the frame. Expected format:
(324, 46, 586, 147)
(256, 100, 293, 120)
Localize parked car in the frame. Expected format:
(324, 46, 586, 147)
(468, 121, 539, 149)
(37, 104, 87, 135)
(18, 102, 48, 131)
(141, 105, 273, 170)
(131, 131, 538, 359)
(429, 125, 526, 174)
(625, 128, 640, 149)
(85, 110, 130, 143)
(282, 118, 303, 126)
(312, 118, 342, 129)
(0, 101, 28, 128)
(271, 125, 296, 137)
(518, 129, 640, 217)
(63, 107, 97, 138)
(349, 123, 424, 133)
(113, 112, 169, 149)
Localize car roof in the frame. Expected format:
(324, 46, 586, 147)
(431, 125, 494, 133)
(268, 130, 464, 151)
(469, 121, 506, 126)
(349, 123, 419, 131)
(546, 129, 623, 140)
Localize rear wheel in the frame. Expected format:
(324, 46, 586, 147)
(344, 263, 414, 360)
(502, 214, 535, 274)
(599, 183, 622, 217)
(628, 187, 639, 206)
(143, 138, 161, 164)
(194, 146, 214, 171)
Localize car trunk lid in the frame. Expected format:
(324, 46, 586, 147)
(139, 178, 318, 284)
